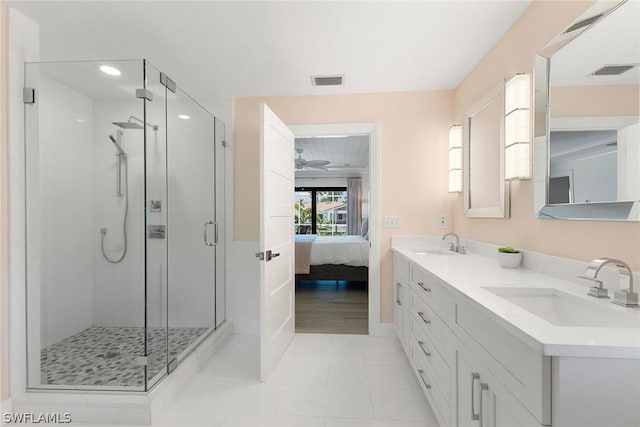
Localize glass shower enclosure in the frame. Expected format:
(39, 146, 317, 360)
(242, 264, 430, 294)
(24, 59, 226, 391)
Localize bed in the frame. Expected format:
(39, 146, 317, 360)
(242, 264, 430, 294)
(295, 235, 369, 282)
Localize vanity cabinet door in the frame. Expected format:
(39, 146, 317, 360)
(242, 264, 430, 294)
(457, 350, 541, 427)
(454, 299, 550, 424)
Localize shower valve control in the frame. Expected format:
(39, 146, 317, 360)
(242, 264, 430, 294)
(150, 200, 162, 212)
(148, 225, 166, 239)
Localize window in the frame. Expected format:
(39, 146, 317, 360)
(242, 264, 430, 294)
(295, 187, 347, 235)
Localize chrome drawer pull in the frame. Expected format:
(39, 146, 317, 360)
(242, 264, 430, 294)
(417, 311, 431, 325)
(396, 299, 402, 306)
(479, 382, 489, 427)
(471, 373, 480, 421)
(417, 281, 432, 293)
(417, 340, 431, 357)
(417, 369, 431, 389)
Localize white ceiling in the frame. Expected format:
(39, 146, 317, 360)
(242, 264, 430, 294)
(550, 130, 617, 162)
(10, 1, 532, 99)
(295, 135, 369, 177)
(551, 0, 639, 87)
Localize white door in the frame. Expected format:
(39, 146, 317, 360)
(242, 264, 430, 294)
(259, 103, 295, 381)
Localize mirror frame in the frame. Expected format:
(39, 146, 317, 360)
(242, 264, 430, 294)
(464, 84, 509, 218)
(533, 0, 640, 221)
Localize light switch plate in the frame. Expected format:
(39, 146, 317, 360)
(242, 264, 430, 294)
(438, 215, 448, 229)
(383, 216, 401, 228)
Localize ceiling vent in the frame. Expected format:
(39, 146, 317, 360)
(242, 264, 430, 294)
(564, 14, 604, 34)
(591, 65, 637, 76)
(311, 75, 344, 86)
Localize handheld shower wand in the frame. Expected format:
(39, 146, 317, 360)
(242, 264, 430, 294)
(108, 133, 126, 156)
(102, 129, 128, 264)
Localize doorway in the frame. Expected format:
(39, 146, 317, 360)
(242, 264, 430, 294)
(289, 123, 381, 336)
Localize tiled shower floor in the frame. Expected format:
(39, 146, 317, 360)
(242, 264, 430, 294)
(40, 326, 208, 387)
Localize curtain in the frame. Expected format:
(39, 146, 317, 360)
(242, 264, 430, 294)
(347, 177, 362, 235)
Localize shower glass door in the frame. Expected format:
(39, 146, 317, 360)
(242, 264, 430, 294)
(25, 60, 147, 391)
(142, 62, 169, 389)
(24, 59, 225, 393)
(165, 84, 217, 373)
(215, 118, 226, 327)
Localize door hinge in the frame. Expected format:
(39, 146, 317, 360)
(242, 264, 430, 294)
(222, 140, 227, 147)
(255, 251, 265, 261)
(160, 72, 177, 93)
(136, 88, 153, 101)
(23, 87, 35, 104)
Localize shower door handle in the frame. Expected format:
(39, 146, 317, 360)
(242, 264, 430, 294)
(204, 221, 215, 247)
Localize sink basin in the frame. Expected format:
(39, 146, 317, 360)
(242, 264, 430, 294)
(410, 248, 454, 256)
(484, 287, 640, 328)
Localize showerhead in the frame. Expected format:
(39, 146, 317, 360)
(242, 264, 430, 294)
(108, 133, 126, 155)
(112, 115, 158, 131)
(112, 121, 144, 130)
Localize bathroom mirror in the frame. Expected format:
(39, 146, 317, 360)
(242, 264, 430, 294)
(534, 0, 640, 221)
(464, 84, 509, 218)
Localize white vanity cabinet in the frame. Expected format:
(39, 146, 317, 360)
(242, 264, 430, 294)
(394, 254, 549, 427)
(406, 263, 456, 427)
(453, 295, 551, 425)
(392, 245, 640, 427)
(457, 349, 541, 427)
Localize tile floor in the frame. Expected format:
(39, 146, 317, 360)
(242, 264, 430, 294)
(40, 326, 209, 387)
(67, 333, 440, 427)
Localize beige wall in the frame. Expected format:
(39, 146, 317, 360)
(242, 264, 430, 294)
(551, 85, 640, 117)
(234, 92, 453, 322)
(452, 0, 640, 271)
(1, 3, 10, 401)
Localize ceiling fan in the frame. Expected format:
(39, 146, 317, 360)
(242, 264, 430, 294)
(295, 148, 330, 170)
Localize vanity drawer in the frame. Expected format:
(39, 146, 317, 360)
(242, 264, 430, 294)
(410, 290, 449, 353)
(411, 338, 450, 427)
(455, 299, 551, 424)
(411, 265, 452, 317)
(394, 254, 410, 284)
(410, 317, 450, 396)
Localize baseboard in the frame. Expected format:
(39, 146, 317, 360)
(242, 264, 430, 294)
(12, 392, 151, 425)
(370, 322, 394, 337)
(149, 321, 233, 415)
(1, 397, 13, 416)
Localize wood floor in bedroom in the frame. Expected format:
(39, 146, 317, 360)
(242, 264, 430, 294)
(295, 280, 368, 334)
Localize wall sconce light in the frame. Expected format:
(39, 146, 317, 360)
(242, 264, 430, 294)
(448, 125, 463, 193)
(504, 73, 532, 180)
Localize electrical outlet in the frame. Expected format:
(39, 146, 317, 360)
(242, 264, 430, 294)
(383, 216, 401, 228)
(438, 215, 448, 229)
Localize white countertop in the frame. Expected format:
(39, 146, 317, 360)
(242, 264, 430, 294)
(392, 237, 640, 359)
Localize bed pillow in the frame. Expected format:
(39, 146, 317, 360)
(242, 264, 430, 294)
(361, 217, 369, 238)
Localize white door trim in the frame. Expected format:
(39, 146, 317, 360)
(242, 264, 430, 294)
(289, 123, 384, 336)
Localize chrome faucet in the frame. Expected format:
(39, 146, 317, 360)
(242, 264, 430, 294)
(442, 232, 465, 254)
(579, 258, 638, 307)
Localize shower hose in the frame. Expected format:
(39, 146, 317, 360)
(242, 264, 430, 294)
(101, 155, 128, 263)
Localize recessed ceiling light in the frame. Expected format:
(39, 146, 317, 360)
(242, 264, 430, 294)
(76, 118, 85, 123)
(99, 65, 121, 76)
(178, 114, 191, 120)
